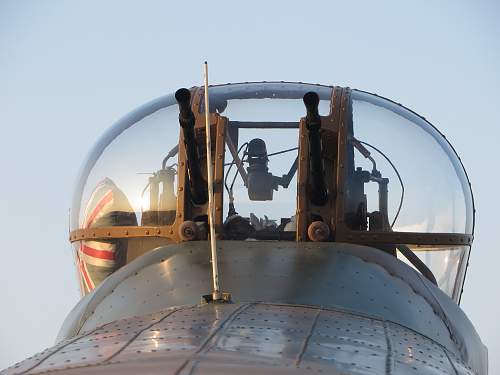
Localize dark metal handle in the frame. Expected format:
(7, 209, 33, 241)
(303, 92, 328, 206)
(175, 88, 207, 205)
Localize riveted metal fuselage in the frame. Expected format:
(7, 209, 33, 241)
(1, 241, 485, 375)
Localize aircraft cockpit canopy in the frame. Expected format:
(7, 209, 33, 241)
(70, 82, 474, 303)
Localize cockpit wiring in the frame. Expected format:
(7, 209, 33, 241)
(225, 142, 249, 216)
(355, 139, 405, 229)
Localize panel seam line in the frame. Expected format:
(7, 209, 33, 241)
(295, 307, 322, 367)
(173, 302, 254, 375)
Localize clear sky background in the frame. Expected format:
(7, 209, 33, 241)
(0, 0, 498, 372)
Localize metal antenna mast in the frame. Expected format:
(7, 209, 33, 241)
(203, 61, 221, 301)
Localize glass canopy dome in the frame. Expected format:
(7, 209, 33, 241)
(70, 82, 474, 302)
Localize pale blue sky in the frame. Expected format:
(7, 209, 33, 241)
(0, 0, 498, 371)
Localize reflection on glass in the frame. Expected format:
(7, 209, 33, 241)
(77, 105, 180, 230)
(399, 245, 470, 299)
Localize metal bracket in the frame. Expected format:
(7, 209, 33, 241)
(201, 292, 232, 304)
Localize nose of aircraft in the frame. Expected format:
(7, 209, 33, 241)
(22, 81, 481, 375)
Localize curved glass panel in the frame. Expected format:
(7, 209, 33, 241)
(70, 83, 473, 299)
(71, 94, 177, 230)
(401, 245, 470, 300)
(346, 90, 473, 234)
(74, 104, 180, 231)
(71, 95, 179, 294)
